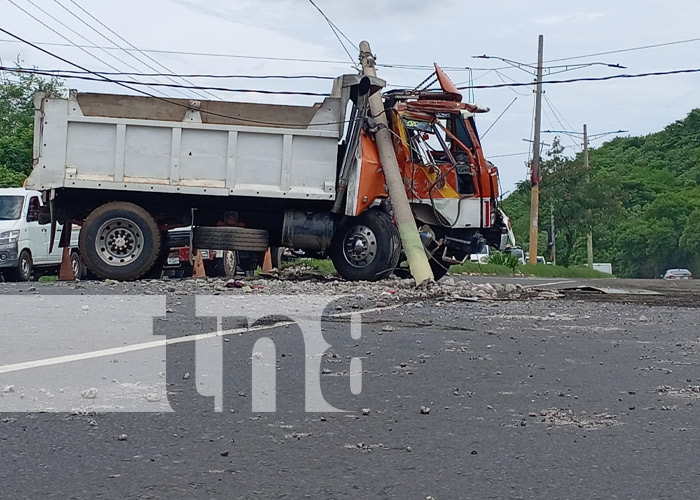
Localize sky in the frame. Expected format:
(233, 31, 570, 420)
(1, 0, 699, 194)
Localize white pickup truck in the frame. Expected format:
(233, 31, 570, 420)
(0, 188, 80, 281)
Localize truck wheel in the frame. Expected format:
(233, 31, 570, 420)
(192, 227, 269, 252)
(80, 202, 162, 281)
(70, 251, 87, 280)
(10, 250, 33, 282)
(331, 209, 401, 281)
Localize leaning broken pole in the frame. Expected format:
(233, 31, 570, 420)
(359, 41, 434, 285)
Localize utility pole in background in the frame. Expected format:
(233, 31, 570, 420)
(528, 35, 544, 265)
(583, 124, 593, 268)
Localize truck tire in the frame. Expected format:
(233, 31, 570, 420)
(330, 209, 401, 281)
(79, 202, 162, 281)
(192, 227, 269, 252)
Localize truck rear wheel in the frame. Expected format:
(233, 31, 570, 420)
(80, 202, 162, 281)
(331, 209, 401, 281)
(192, 227, 269, 252)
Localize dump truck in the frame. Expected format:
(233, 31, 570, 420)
(25, 65, 513, 282)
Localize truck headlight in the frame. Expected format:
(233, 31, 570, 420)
(0, 230, 20, 245)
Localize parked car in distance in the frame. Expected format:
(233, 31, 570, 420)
(505, 246, 526, 265)
(469, 245, 491, 263)
(662, 268, 693, 280)
(0, 188, 79, 281)
(161, 227, 238, 278)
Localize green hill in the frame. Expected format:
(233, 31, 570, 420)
(501, 109, 700, 278)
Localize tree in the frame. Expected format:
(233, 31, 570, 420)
(0, 67, 65, 186)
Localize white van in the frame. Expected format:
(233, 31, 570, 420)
(0, 188, 79, 281)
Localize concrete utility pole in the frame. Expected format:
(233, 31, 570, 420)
(358, 41, 434, 284)
(583, 123, 593, 268)
(528, 35, 544, 265)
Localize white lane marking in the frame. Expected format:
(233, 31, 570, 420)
(0, 303, 406, 375)
(522, 280, 574, 288)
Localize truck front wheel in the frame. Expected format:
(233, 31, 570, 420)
(331, 209, 401, 281)
(79, 202, 162, 281)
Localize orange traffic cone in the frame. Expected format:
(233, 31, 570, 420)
(262, 248, 273, 273)
(58, 247, 75, 281)
(192, 249, 206, 278)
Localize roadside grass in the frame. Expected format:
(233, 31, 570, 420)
(33, 259, 609, 282)
(450, 261, 612, 278)
(286, 258, 612, 279)
(280, 258, 337, 275)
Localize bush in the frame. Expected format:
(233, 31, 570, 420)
(487, 251, 521, 271)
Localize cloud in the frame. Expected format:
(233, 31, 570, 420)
(535, 12, 605, 26)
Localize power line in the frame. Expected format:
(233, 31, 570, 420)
(51, 0, 212, 100)
(543, 95, 579, 150)
(489, 151, 530, 159)
(7, 0, 170, 98)
(545, 36, 700, 64)
(0, 66, 332, 96)
(493, 69, 529, 96)
(0, 28, 353, 128)
(481, 96, 518, 138)
(0, 38, 500, 72)
(457, 68, 700, 90)
(63, 0, 217, 99)
(543, 95, 577, 134)
(307, 0, 358, 67)
(14, 68, 337, 80)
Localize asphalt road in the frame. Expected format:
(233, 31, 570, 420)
(1, 278, 699, 499)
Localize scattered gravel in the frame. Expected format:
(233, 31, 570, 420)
(46, 266, 559, 308)
(537, 408, 621, 430)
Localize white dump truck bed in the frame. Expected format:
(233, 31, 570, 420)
(27, 89, 348, 200)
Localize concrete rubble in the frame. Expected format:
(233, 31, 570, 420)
(57, 265, 563, 307)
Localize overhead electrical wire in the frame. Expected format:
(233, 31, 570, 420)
(545, 36, 700, 64)
(7, 0, 170, 98)
(493, 69, 530, 96)
(3, 62, 700, 96)
(456, 68, 700, 90)
(25, 68, 337, 80)
(543, 97, 579, 150)
(543, 94, 578, 135)
(543, 95, 581, 150)
(481, 96, 518, 138)
(0, 66, 333, 96)
(50, 0, 212, 100)
(307, 0, 358, 68)
(0, 28, 355, 128)
(0, 38, 501, 72)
